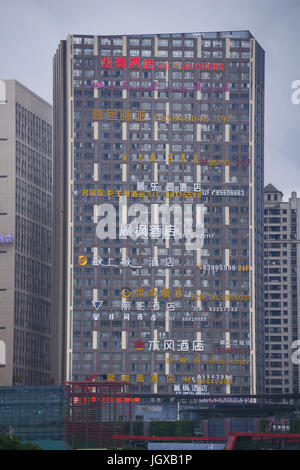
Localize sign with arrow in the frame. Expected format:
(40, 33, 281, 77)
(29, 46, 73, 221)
(92, 300, 103, 310)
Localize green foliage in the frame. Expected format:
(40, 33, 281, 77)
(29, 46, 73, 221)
(133, 421, 144, 435)
(174, 420, 194, 437)
(260, 418, 269, 432)
(122, 445, 146, 450)
(291, 419, 300, 433)
(149, 420, 194, 437)
(0, 434, 42, 450)
(234, 437, 277, 450)
(122, 421, 144, 435)
(124, 422, 130, 434)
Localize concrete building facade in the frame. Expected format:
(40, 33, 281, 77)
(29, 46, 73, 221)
(0, 80, 52, 385)
(52, 31, 265, 396)
(264, 184, 300, 394)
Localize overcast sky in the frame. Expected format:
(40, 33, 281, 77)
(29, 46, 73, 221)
(0, 0, 299, 197)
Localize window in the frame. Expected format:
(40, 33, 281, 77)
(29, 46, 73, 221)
(158, 39, 168, 46)
(130, 50, 140, 57)
(129, 39, 140, 47)
(101, 38, 111, 45)
(113, 38, 123, 45)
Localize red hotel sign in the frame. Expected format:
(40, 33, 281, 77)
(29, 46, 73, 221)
(72, 396, 140, 404)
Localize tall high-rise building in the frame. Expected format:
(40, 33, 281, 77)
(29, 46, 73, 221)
(264, 184, 300, 394)
(0, 80, 52, 385)
(52, 31, 265, 396)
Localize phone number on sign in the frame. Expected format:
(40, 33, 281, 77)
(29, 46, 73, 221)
(157, 62, 224, 71)
(153, 114, 230, 123)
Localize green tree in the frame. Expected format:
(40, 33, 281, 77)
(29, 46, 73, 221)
(149, 420, 193, 437)
(0, 434, 42, 450)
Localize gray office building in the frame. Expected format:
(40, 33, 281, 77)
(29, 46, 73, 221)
(52, 31, 265, 396)
(264, 184, 300, 394)
(0, 80, 52, 385)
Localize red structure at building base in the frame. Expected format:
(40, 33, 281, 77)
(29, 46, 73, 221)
(63, 381, 134, 449)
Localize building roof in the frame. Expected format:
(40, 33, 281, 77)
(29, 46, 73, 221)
(264, 183, 283, 194)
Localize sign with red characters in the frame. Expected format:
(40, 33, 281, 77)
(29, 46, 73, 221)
(100, 56, 224, 71)
(72, 396, 140, 404)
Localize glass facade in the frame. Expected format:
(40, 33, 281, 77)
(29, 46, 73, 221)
(0, 386, 63, 440)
